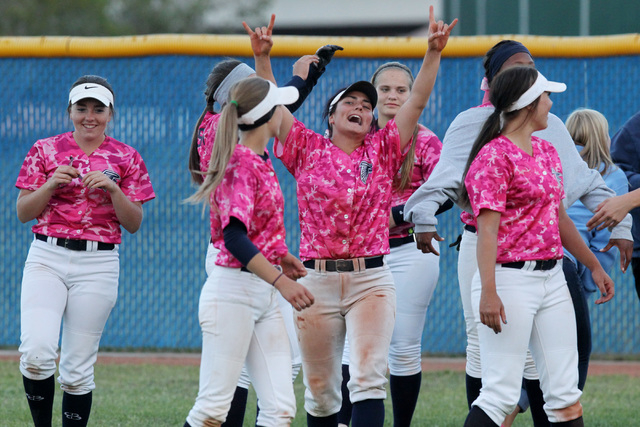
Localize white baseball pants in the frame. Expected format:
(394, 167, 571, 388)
(19, 238, 119, 395)
(458, 229, 538, 380)
(341, 242, 439, 376)
(387, 241, 439, 376)
(295, 264, 396, 417)
(205, 243, 301, 390)
(186, 265, 296, 427)
(470, 263, 581, 425)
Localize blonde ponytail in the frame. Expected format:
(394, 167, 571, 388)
(187, 102, 240, 205)
(185, 77, 271, 206)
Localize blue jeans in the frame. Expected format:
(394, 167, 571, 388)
(562, 256, 591, 391)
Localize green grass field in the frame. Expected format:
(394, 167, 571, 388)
(1, 359, 637, 426)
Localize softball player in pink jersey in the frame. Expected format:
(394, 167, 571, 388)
(461, 67, 614, 427)
(183, 77, 314, 427)
(187, 35, 338, 426)
(15, 75, 155, 427)
(337, 61, 447, 427)
(259, 7, 456, 426)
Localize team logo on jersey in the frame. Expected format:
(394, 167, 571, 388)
(551, 167, 562, 187)
(359, 161, 373, 184)
(103, 169, 120, 183)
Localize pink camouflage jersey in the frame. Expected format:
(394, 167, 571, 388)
(212, 145, 288, 268)
(197, 111, 221, 175)
(464, 135, 564, 263)
(196, 111, 224, 243)
(15, 132, 155, 244)
(389, 125, 442, 239)
(274, 118, 408, 261)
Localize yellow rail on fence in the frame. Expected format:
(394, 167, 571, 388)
(1, 33, 639, 58)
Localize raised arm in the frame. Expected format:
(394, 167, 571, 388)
(243, 14, 276, 84)
(394, 5, 457, 150)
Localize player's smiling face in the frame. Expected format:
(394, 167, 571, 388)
(375, 69, 411, 120)
(70, 98, 112, 142)
(329, 91, 374, 138)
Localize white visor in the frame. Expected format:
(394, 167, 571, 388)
(506, 71, 566, 112)
(69, 83, 114, 107)
(237, 81, 299, 126)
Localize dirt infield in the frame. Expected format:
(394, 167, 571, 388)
(2, 350, 639, 377)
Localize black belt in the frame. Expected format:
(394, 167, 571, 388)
(389, 235, 414, 248)
(502, 259, 557, 271)
(464, 224, 477, 233)
(303, 256, 384, 272)
(36, 233, 115, 251)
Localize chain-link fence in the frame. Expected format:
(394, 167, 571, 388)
(1, 37, 639, 356)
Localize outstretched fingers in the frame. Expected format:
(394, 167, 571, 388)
(427, 5, 458, 50)
(241, 21, 254, 37)
(242, 14, 276, 39)
(266, 13, 275, 36)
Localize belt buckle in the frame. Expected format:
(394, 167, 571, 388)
(62, 238, 84, 251)
(335, 259, 353, 272)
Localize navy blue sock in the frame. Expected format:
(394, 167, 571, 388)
(524, 379, 550, 427)
(463, 406, 499, 427)
(465, 373, 483, 409)
(61, 391, 92, 427)
(23, 375, 55, 427)
(351, 399, 384, 427)
(337, 364, 352, 425)
(390, 373, 421, 427)
(307, 412, 338, 426)
(222, 386, 248, 427)
(551, 417, 584, 427)
(254, 400, 260, 426)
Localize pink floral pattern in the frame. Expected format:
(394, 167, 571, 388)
(464, 135, 564, 263)
(212, 145, 288, 267)
(389, 125, 442, 238)
(15, 132, 155, 243)
(274, 118, 407, 260)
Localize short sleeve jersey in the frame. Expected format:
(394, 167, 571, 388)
(464, 135, 564, 263)
(212, 145, 288, 268)
(389, 125, 442, 239)
(15, 132, 155, 244)
(274, 118, 407, 260)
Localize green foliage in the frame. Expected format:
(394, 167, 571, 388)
(0, 0, 113, 36)
(107, 0, 216, 35)
(1, 359, 639, 426)
(0, 0, 273, 36)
